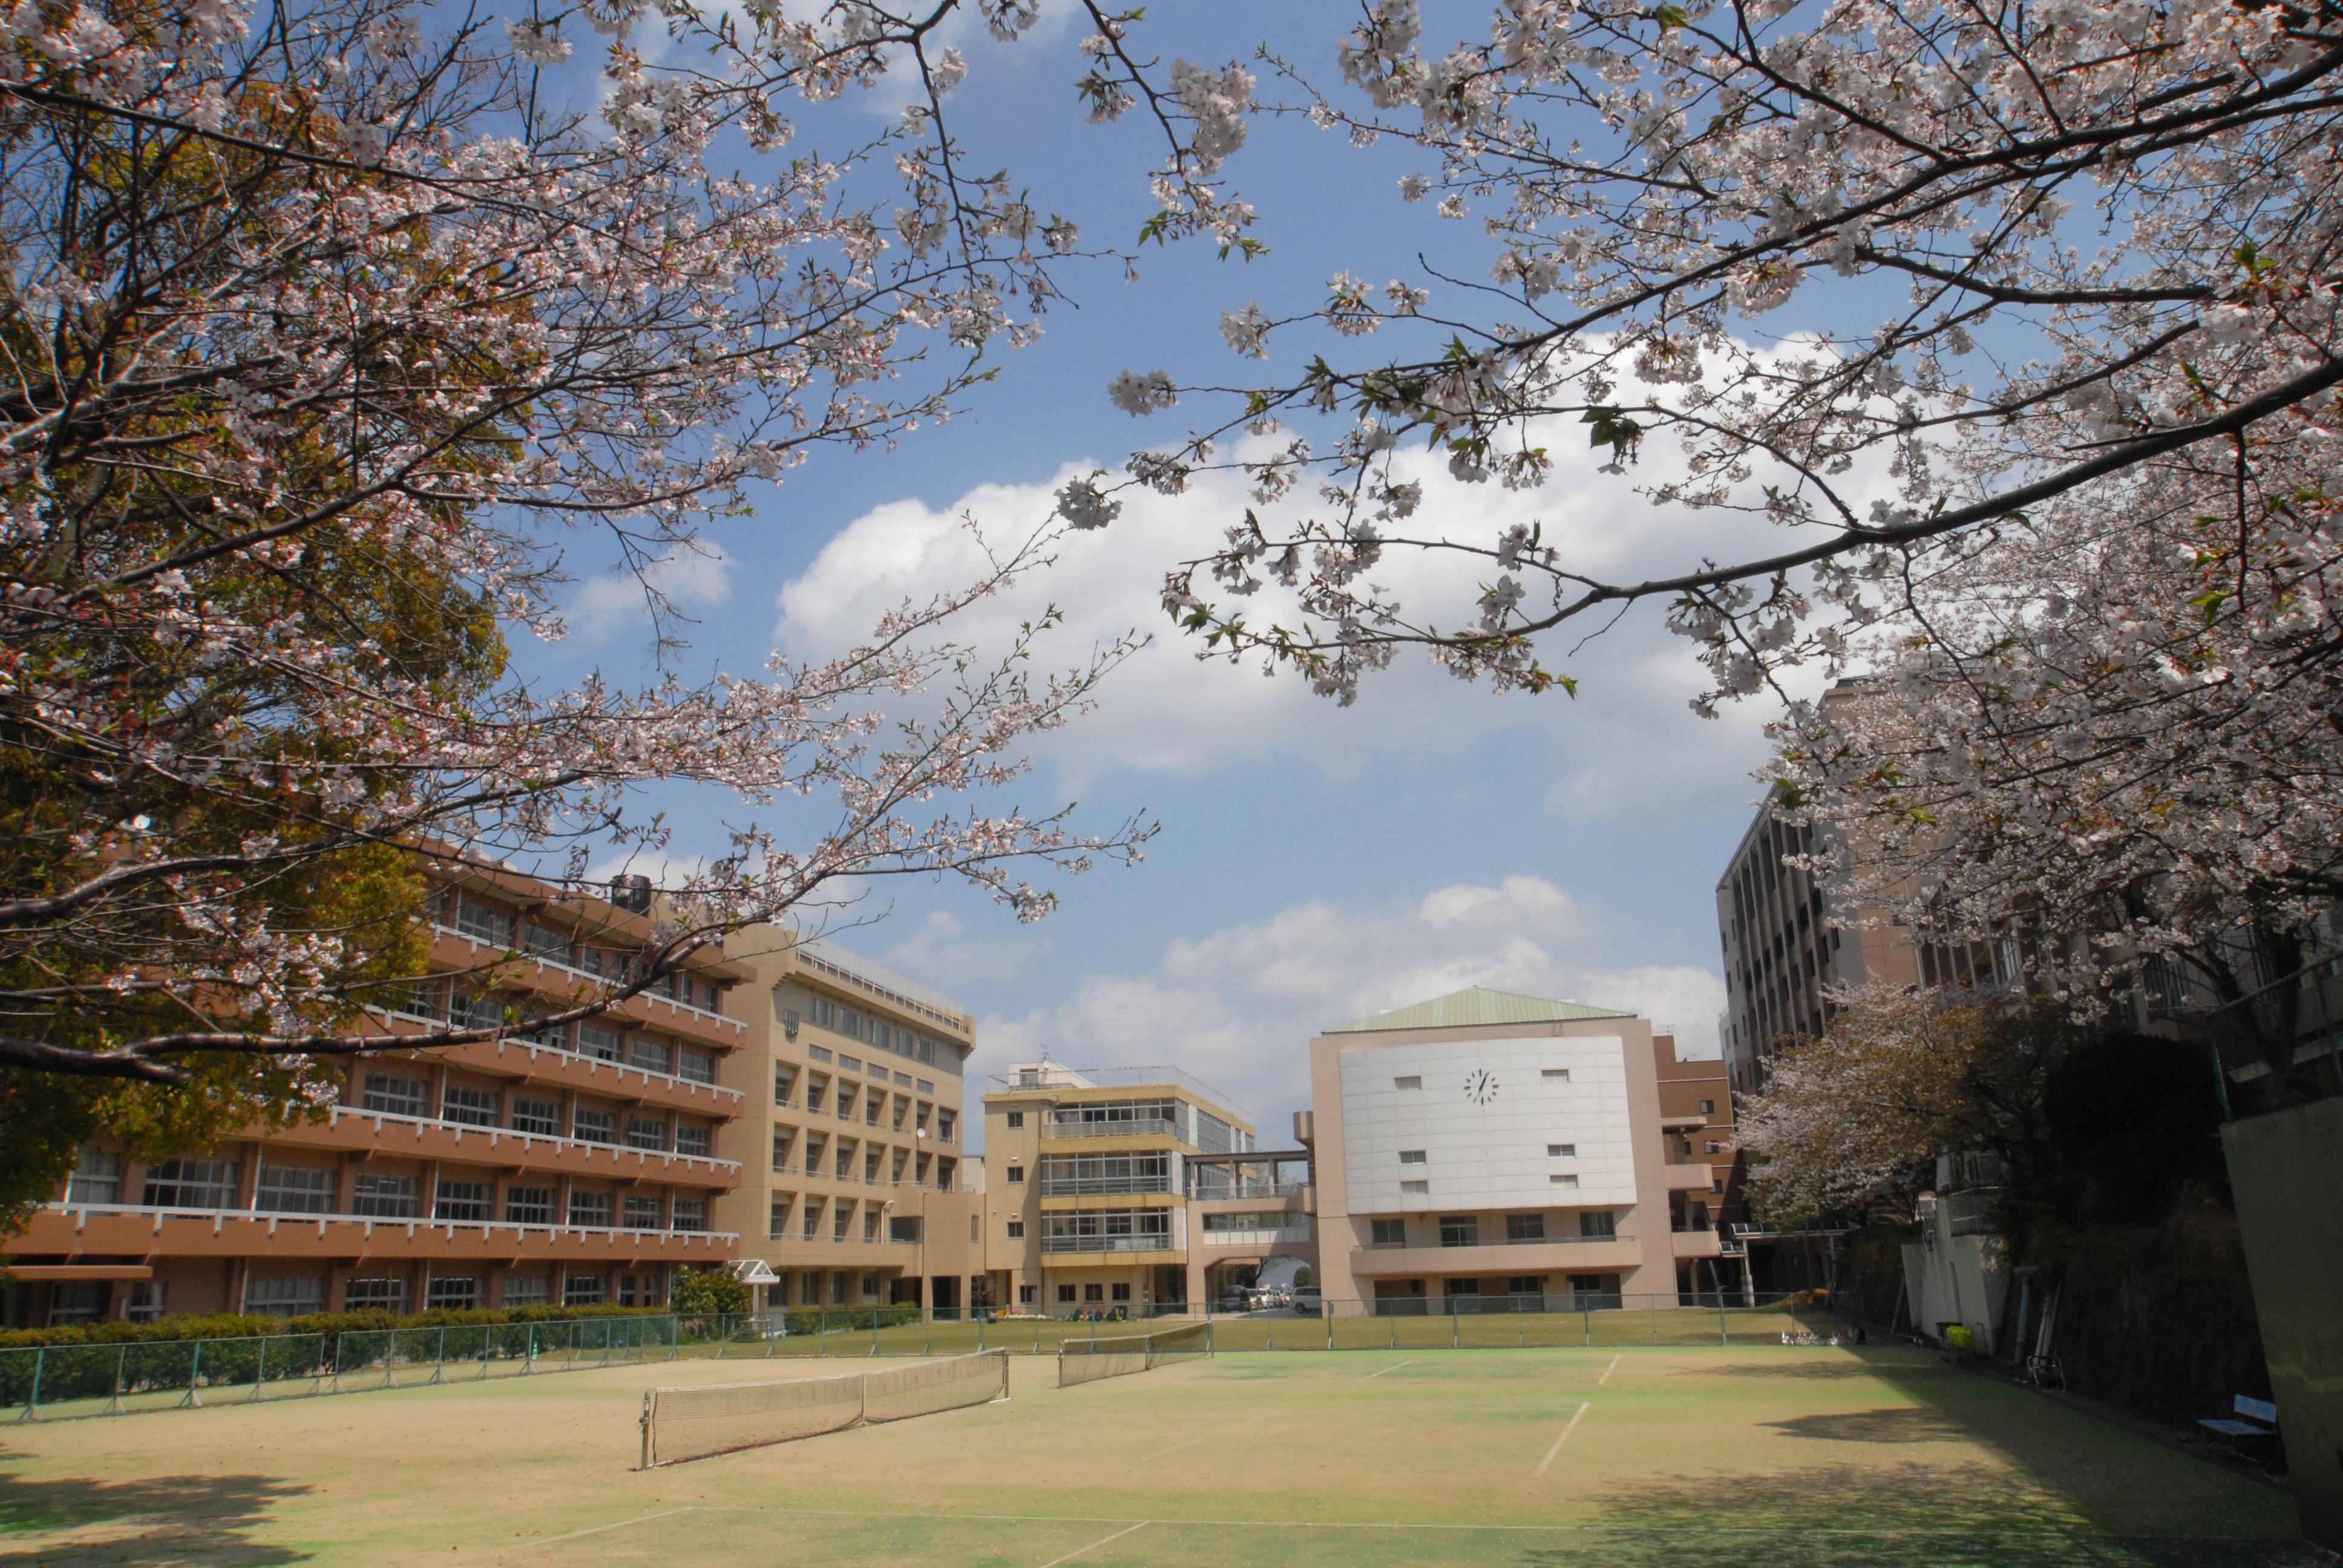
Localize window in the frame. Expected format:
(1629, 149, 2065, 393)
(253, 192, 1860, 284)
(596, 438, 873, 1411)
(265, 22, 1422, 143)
(359, 1073, 428, 1117)
(1084, 1283, 1104, 1303)
(571, 1107, 616, 1144)
(1057, 1284, 1077, 1304)
(1580, 1210, 1617, 1238)
(834, 1142, 854, 1179)
(1547, 1143, 1576, 1157)
(1506, 1213, 1546, 1243)
(863, 1149, 882, 1182)
(505, 1186, 554, 1225)
(124, 1281, 166, 1322)
(629, 1038, 670, 1074)
(1506, 1276, 1548, 1298)
(1112, 1283, 1132, 1302)
(344, 1277, 409, 1312)
(244, 1276, 326, 1317)
(1039, 1209, 1172, 1252)
(916, 1078, 934, 1094)
(937, 1157, 957, 1189)
(1439, 1215, 1478, 1248)
(1397, 1150, 1427, 1165)
(351, 1173, 421, 1217)
(805, 1076, 828, 1114)
(936, 1109, 955, 1143)
(1394, 1076, 1422, 1090)
(1006, 1166, 1024, 1184)
(1005, 1110, 1024, 1129)
(623, 1195, 663, 1230)
(678, 1050, 715, 1085)
(442, 1083, 500, 1128)
(568, 1189, 614, 1227)
(578, 1024, 622, 1062)
(255, 1165, 333, 1214)
(805, 1135, 827, 1172)
(672, 1199, 707, 1232)
(626, 1117, 669, 1152)
(893, 1098, 908, 1132)
(454, 900, 514, 947)
(802, 1200, 823, 1240)
(1700, 1099, 1716, 1115)
(427, 1276, 480, 1310)
(839, 1054, 862, 1072)
(1443, 1278, 1481, 1298)
(836, 1085, 858, 1120)
(1711, 1178, 1725, 1195)
(971, 1215, 980, 1243)
(563, 1275, 607, 1306)
(1705, 1140, 1722, 1155)
(502, 1275, 551, 1307)
(775, 1067, 797, 1106)
(66, 1149, 121, 1206)
(832, 1203, 853, 1241)
(768, 1198, 793, 1238)
(1542, 1068, 1570, 1081)
(1038, 1152, 1174, 1197)
(43, 1281, 108, 1326)
(140, 1148, 237, 1209)
(1371, 1218, 1406, 1247)
(435, 1181, 490, 1223)
(808, 1044, 832, 1063)
(1400, 1180, 1429, 1195)
(512, 1098, 559, 1136)
(770, 1131, 795, 1172)
(865, 1096, 882, 1126)
(1006, 1220, 1025, 1239)
(524, 921, 568, 958)
(1019, 1285, 1037, 1305)
(675, 1124, 711, 1158)
(863, 1209, 882, 1242)
(1550, 1174, 1580, 1187)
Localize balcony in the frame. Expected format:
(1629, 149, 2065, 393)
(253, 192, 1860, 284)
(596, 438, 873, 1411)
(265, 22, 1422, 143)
(428, 927, 745, 1043)
(16, 1204, 736, 1263)
(381, 1015, 745, 1110)
(1039, 1233, 1176, 1255)
(266, 1105, 741, 1189)
(1041, 1119, 1179, 1141)
(1352, 1236, 1641, 1274)
(1037, 1177, 1175, 1198)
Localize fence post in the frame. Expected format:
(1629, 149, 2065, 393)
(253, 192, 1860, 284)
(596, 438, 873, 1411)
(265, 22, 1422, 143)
(1582, 1309, 1591, 1348)
(1452, 1307, 1460, 1350)
(1205, 1319, 1214, 1354)
(1719, 1301, 1729, 1346)
(111, 1344, 129, 1416)
(431, 1327, 447, 1385)
(185, 1339, 204, 1408)
(22, 1348, 42, 1420)
(1326, 1310, 1334, 1351)
(253, 1336, 268, 1403)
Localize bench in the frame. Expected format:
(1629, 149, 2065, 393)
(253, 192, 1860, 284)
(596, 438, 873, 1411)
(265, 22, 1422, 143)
(2199, 1395, 2279, 1451)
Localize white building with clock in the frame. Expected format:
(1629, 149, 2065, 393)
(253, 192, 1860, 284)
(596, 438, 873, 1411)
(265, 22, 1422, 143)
(1302, 986, 1722, 1314)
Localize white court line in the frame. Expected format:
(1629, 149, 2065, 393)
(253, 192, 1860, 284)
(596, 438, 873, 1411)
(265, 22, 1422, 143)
(528, 1508, 698, 1546)
(1531, 1403, 1591, 1477)
(1035, 1520, 1150, 1568)
(1146, 1411, 1267, 1459)
(1597, 1355, 1620, 1385)
(1362, 1359, 1417, 1379)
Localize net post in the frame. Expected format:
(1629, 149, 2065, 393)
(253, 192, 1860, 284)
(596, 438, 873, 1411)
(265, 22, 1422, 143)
(639, 1390, 653, 1470)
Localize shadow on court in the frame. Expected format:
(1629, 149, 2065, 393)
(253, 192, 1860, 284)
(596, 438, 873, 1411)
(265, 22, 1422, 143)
(0, 1463, 308, 1566)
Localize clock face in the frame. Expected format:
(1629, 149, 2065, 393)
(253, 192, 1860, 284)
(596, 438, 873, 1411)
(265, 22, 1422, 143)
(1464, 1068, 1499, 1105)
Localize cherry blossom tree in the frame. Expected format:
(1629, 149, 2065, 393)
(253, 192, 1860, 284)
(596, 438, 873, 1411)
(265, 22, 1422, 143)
(1060, 0, 2343, 710)
(0, 0, 1145, 1169)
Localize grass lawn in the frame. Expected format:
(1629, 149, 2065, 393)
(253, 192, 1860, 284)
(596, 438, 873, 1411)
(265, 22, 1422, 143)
(0, 1345, 2307, 1567)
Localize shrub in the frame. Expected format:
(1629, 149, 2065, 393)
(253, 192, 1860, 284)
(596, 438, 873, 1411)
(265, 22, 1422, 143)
(670, 1267, 752, 1316)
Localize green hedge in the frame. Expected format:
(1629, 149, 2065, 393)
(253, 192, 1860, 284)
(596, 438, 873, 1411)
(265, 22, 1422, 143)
(0, 1302, 670, 1351)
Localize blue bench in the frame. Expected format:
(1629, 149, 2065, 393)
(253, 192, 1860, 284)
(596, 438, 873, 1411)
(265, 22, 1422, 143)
(2199, 1395, 2279, 1446)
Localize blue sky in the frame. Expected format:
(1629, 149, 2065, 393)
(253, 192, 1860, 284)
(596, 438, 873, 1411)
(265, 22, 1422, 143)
(528, 3, 1820, 1138)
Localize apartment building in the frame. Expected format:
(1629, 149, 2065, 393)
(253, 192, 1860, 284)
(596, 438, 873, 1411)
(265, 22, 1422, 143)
(4, 864, 749, 1328)
(1309, 987, 1730, 1314)
(981, 1065, 1299, 1315)
(712, 927, 985, 1316)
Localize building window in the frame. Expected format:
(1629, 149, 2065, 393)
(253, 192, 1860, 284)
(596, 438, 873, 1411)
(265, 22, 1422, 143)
(1083, 1283, 1104, 1302)
(1397, 1149, 1427, 1165)
(123, 1282, 166, 1322)
(806, 1076, 828, 1114)
(435, 1181, 491, 1223)
(775, 1068, 798, 1107)
(1711, 1179, 1725, 1195)
(937, 1109, 955, 1143)
(66, 1149, 121, 1206)
(572, 1108, 617, 1145)
(769, 1198, 793, 1238)
(563, 1275, 607, 1307)
(578, 1024, 623, 1062)
(678, 1051, 715, 1085)
(808, 1044, 833, 1063)
(359, 1073, 428, 1118)
(350, 1173, 421, 1218)
(1547, 1144, 1576, 1158)
(1442, 1278, 1481, 1299)
(1550, 1174, 1579, 1187)
(454, 901, 514, 947)
(1541, 1068, 1570, 1081)
(1005, 1166, 1024, 1184)
(1020, 1285, 1037, 1305)
(833, 1203, 853, 1241)
(505, 1186, 554, 1225)
(512, 1098, 559, 1136)
(629, 1038, 671, 1074)
(568, 1190, 614, 1228)
(971, 1215, 980, 1244)
(1400, 1180, 1429, 1195)
(1371, 1218, 1406, 1247)
(627, 1117, 669, 1152)
(1005, 1110, 1024, 1129)
(1394, 1076, 1422, 1090)
(1580, 1210, 1617, 1239)
(1506, 1213, 1546, 1243)
(836, 1085, 858, 1120)
(243, 1276, 326, 1318)
(1111, 1283, 1131, 1302)
(344, 1276, 410, 1312)
(802, 1200, 823, 1241)
(442, 1084, 500, 1128)
(1006, 1220, 1024, 1239)
(1506, 1276, 1548, 1298)
(502, 1275, 551, 1307)
(623, 1195, 663, 1230)
(1439, 1215, 1478, 1248)
(254, 1163, 334, 1215)
(675, 1124, 712, 1158)
(864, 1209, 883, 1243)
(1705, 1140, 1722, 1155)
(42, 1282, 107, 1326)
(427, 1276, 480, 1310)
(1700, 1099, 1716, 1115)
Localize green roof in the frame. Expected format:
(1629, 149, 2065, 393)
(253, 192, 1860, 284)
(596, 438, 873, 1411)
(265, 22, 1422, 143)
(1325, 986, 1636, 1035)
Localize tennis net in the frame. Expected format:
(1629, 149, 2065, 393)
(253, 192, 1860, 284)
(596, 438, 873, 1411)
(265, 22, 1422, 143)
(640, 1350, 1009, 1467)
(1057, 1321, 1213, 1388)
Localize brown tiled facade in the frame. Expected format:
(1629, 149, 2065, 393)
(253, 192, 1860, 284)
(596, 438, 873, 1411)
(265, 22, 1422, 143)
(3, 865, 749, 1328)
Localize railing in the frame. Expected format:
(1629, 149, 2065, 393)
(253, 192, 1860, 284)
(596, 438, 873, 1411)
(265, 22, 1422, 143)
(36, 1202, 736, 1247)
(379, 1007, 743, 1102)
(794, 937, 972, 1034)
(1038, 1233, 1176, 1254)
(1043, 1119, 1178, 1140)
(995, 1064, 1250, 1117)
(1037, 1177, 1175, 1197)
(1187, 1179, 1308, 1200)
(1368, 1232, 1618, 1250)
(314, 1103, 741, 1178)
(2209, 950, 2343, 1119)
(430, 924, 744, 1034)
(1197, 1227, 1312, 1245)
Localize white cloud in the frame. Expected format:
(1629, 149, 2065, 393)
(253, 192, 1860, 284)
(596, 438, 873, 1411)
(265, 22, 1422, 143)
(968, 875, 1725, 1137)
(572, 543, 733, 641)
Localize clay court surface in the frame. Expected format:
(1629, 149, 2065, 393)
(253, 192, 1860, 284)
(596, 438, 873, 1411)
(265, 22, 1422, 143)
(0, 1345, 2306, 1567)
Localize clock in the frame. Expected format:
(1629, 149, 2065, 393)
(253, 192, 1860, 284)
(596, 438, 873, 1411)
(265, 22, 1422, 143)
(1464, 1068, 1499, 1105)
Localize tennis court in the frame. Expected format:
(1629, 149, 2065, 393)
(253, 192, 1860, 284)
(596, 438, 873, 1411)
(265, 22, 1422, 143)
(0, 1344, 2305, 1567)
